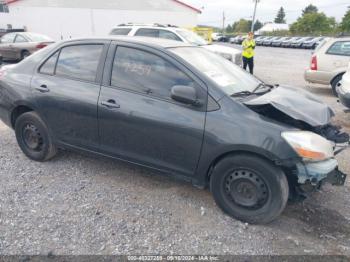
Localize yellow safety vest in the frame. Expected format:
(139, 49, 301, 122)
(242, 39, 256, 59)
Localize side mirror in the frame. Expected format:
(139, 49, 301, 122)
(171, 85, 201, 106)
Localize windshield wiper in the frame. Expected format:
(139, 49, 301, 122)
(230, 91, 254, 97)
(253, 82, 278, 93)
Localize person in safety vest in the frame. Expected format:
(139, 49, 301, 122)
(242, 32, 256, 74)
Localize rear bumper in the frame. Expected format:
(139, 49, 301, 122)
(304, 69, 333, 85)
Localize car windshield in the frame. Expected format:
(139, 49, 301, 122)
(23, 33, 53, 42)
(170, 47, 261, 95)
(176, 30, 208, 46)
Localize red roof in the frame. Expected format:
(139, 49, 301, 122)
(6, 0, 201, 13)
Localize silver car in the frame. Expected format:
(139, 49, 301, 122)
(0, 32, 54, 62)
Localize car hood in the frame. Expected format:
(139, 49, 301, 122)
(203, 44, 241, 55)
(243, 85, 334, 127)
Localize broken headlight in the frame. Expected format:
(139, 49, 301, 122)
(282, 131, 334, 162)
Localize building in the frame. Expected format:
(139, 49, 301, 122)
(0, 0, 201, 40)
(256, 22, 289, 35)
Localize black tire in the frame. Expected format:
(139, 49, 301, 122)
(15, 111, 57, 162)
(210, 154, 289, 224)
(20, 50, 30, 61)
(331, 74, 343, 97)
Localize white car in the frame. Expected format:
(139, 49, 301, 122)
(212, 33, 223, 41)
(338, 62, 350, 109)
(110, 24, 242, 66)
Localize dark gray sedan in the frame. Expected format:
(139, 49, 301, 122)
(0, 37, 348, 224)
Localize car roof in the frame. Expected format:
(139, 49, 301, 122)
(63, 36, 194, 49)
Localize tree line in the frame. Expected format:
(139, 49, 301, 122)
(223, 4, 350, 36)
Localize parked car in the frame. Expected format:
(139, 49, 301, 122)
(110, 24, 242, 65)
(290, 37, 312, 48)
(338, 62, 350, 109)
(217, 35, 230, 42)
(281, 37, 301, 48)
(302, 37, 325, 49)
(271, 37, 291, 47)
(230, 35, 246, 45)
(262, 36, 281, 47)
(305, 37, 350, 96)
(0, 32, 54, 62)
(0, 36, 348, 224)
(212, 33, 223, 42)
(255, 36, 268, 46)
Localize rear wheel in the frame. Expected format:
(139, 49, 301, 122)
(20, 50, 30, 61)
(331, 74, 343, 97)
(15, 112, 57, 161)
(210, 154, 289, 224)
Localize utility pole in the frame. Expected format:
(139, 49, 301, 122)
(251, 0, 259, 32)
(222, 11, 226, 34)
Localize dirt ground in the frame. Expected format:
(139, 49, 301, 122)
(0, 45, 349, 255)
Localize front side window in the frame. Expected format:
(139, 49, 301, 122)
(175, 30, 207, 46)
(39, 51, 59, 75)
(327, 41, 350, 56)
(111, 46, 195, 100)
(135, 28, 159, 38)
(110, 28, 132, 36)
(55, 44, 103, 82)
(1, 33, 15, 43)
(15, 35, 28, 43)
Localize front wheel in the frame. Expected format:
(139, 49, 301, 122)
(210, 154, 289, 224)
(15, 111, 57, 162)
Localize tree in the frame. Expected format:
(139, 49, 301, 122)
(290, 12, 336, 35)
(226, 24, 233, 33)
(233, 19, 251, 33)
(302, 4, 318, 16)
(274, 7, 286, 24)
(340, 8, 350, 32)
(254, 20, 263, 31)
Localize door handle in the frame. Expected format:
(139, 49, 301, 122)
(101, 99, 120, 109)
(34, 84, 50, 93)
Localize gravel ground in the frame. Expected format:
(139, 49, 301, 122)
(0, 46, 350, 255)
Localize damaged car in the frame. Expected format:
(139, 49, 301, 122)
(0, 37, 348, 224)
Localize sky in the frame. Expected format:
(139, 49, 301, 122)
(184, 0, 350, 27)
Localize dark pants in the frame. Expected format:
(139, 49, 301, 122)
(243, 57, 254, 74)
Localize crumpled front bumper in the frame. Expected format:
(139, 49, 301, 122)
(296, 158, 347, 186)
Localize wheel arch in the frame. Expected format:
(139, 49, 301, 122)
(330, 72, 345, 86)
(203, 147, 283, 187)
(11, 104, 34, 128)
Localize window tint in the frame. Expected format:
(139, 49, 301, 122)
(110, 28, 132, 35)
(55, 45, 103, 82)
(1, 33, 15, 43)
(135, 28, 159, 38)
(327, 41, 350, 56)
(39, 51, 59, 75)
(15, 35, 28, 43)
(111, 46, 195, 100)
(159, 30, 181, 41)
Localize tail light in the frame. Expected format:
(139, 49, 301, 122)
(36, 43, 48, 49)
(310, 55, 318, 71)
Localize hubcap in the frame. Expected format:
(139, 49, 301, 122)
(225, 170, 269, 209)
(22, 124, 43, 151)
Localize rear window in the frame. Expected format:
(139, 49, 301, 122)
(327, 41, 350, 56)
(110, 28, 132, 36)
(55, 44, 104, 82)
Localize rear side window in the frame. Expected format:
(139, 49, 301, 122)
(1, 33, 15, 43)
(55, 44, 103, 82)
(111, 46, 195, 100)
(15, 35, 28, 43)
(110, 28, 132, 35)
(327, 41, 350, 56)
(135, 29, 159, 38)
(39, 51, 59, 75)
